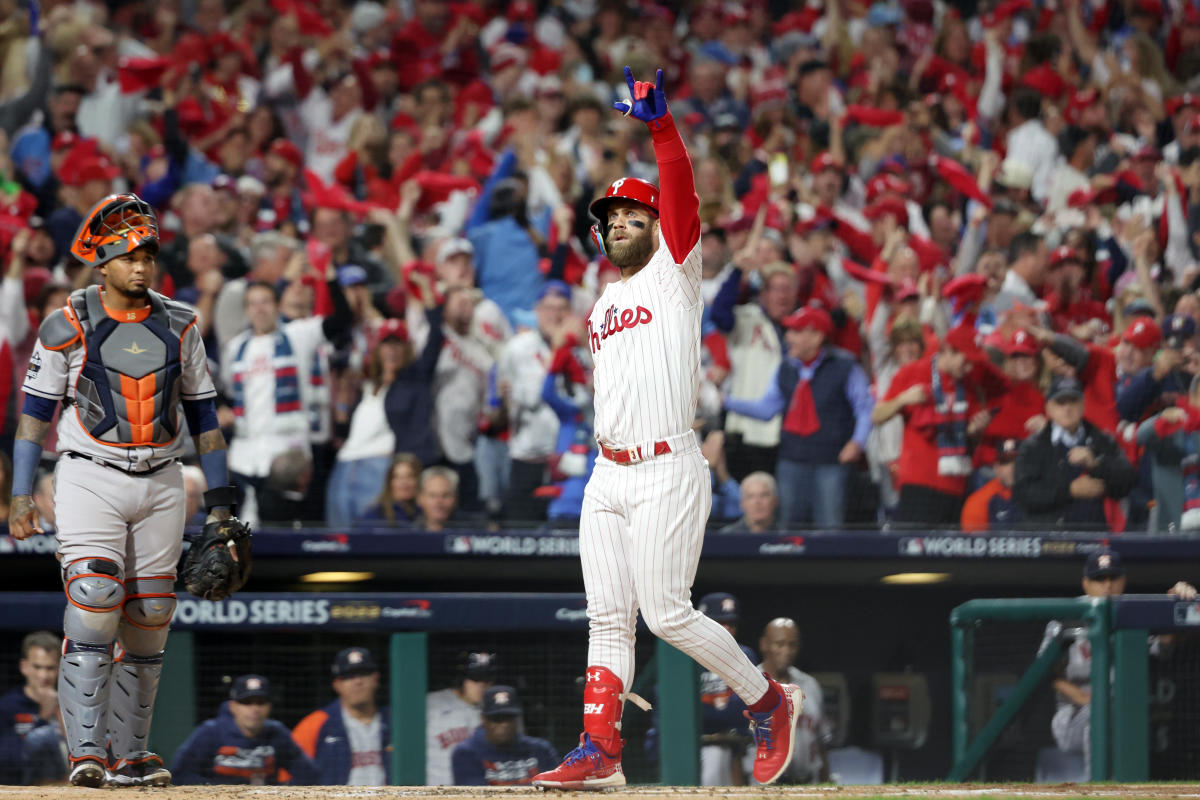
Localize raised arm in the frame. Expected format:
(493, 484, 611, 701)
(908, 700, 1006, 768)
(614, 67, 700, 264)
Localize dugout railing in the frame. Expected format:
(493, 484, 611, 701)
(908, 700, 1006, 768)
(2, 592, 703, 786)
(948, 594, 1200, 782)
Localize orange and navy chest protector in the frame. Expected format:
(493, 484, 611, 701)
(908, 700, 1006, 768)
(45, 285, 197, 447)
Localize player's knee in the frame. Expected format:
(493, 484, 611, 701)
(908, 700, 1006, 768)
(63, 558, 125, 643)
(123, 576, 177, 631)
(64, 557, 125, 611)
(124, 595, 176, 630)
(641, 603, 692, 642)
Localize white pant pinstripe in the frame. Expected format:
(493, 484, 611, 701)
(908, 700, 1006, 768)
(580, 444, 769, 704)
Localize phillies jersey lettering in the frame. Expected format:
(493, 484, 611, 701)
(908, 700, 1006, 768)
(588, 230, 703, 446)
(588, 305, 654, 353)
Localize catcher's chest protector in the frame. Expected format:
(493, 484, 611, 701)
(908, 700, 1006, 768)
(64, 285, 195, 447)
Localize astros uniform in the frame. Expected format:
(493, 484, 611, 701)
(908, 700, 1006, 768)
(426, 688, 482, 785)
(580, 122, 770, 708)
(23, 285, 215, 574)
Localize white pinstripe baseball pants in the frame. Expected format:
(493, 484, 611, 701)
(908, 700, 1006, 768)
(580, 443, 770, 704)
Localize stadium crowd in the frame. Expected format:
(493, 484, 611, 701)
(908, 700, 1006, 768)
(1, 0, 1200, 533)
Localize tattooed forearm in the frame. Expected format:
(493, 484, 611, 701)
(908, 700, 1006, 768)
(15, 414, 51, 446)
(194, 428, 228, 455)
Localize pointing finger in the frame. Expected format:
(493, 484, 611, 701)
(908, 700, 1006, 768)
(655, 69, 663, 91)
(623, 65, 636, 93)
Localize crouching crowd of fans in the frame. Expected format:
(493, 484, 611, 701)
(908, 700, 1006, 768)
(2, 0, 1200, 535)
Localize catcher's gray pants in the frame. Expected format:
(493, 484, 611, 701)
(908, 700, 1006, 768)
(53, 457, 184, 762)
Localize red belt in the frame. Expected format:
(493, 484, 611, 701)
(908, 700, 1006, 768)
(599, 441, 672, 465)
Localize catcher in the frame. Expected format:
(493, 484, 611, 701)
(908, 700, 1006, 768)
(7, 193, 250, 787)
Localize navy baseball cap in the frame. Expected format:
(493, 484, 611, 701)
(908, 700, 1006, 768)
(230, 674, 271, 702)
(482, 685, 522, 717)
(1048, 375, 1084, 403)
(537, 280, 571, 303)
(332, 647, 378, 678)
(1163, 314, 1197, 348)
(1085, 549, 1126, 579)
(462, 651, 498, 682)
(698, 592, 741, 624)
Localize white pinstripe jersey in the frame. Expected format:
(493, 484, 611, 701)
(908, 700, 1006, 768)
(587, 231, 703, 447)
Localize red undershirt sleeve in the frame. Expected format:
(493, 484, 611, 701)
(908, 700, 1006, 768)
(648, 114, 701, 265)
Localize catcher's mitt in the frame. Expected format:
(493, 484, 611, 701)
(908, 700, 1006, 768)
(181, 517, 252, 601)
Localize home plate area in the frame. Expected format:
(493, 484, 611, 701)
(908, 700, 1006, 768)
(2, 785, 1200, 800)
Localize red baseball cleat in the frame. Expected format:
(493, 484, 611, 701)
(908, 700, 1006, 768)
(532, 733, 625, 790)
(745, 682, 804, 785)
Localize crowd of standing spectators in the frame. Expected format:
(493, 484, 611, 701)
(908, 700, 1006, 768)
(2, 0, 1200, 533)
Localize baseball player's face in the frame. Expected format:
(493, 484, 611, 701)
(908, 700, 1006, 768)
(20, 647, 59, 690)
(759, 624, 800, 675)
(230, 699, 271, 736)
(604, 203, 658, 269)
(482, 715, 519, 747)
(101, 247, 156, 300)
(462, 678, 489, 706)
(1082, 574, 1126, 597)
(333, 671, 379, 707)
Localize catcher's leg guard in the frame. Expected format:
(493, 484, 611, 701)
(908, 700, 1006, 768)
(107, 577, 174, 762)
(60, 557, 124, 765)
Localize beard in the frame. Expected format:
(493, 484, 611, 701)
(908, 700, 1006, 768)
(605, 226, 656, 268)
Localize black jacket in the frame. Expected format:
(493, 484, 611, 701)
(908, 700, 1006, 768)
(1013, 422, 1136, 529)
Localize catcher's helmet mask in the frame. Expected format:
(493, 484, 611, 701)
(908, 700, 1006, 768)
(71, 194, 160, 269)
(588, 177, 660, 256)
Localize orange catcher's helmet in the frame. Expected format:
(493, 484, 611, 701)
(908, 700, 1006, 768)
(70, 193, 160, 268)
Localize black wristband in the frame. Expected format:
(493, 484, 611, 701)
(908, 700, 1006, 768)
(204, 486, 238, 513)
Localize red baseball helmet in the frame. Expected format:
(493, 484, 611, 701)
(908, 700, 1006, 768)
(588, 177, 660, 223)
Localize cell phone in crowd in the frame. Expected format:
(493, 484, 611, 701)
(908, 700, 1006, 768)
(768, 153, 789, 189)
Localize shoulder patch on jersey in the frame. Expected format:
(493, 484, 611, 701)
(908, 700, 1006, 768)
(26, 350, 42, 382)
(38, 307, 81, 351)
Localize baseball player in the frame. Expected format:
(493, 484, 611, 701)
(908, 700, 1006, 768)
(7, 194, 244, 787)
(426, 651, 497, 785)
(450, 685, 558, 786)
(531, 67, 802, 791)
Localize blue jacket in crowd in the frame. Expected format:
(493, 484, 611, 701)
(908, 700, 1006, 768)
(450, 725, 557, 786)
(171, 703, 318, 785)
